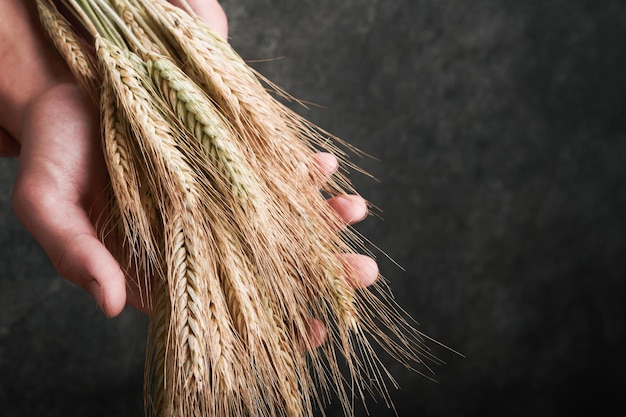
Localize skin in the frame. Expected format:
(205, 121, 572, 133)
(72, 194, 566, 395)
(0, 0, 377, 323)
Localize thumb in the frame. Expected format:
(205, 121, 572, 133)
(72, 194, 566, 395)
(13, 190, 127, 318)
(53, 225, 128, 318)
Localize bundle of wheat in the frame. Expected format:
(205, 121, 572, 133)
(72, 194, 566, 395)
(36, 1, 442, 416)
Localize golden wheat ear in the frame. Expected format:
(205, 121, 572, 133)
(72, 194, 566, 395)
(36, 0, 100, 101)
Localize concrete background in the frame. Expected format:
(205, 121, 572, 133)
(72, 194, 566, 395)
(1, 0, 625, 415)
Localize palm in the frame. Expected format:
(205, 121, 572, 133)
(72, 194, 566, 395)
(13, 83, 130, 315)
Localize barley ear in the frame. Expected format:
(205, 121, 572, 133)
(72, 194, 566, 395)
(36, 0, 100, 101)
(147, 56, 255, 200)
(144, 276, 171, 417)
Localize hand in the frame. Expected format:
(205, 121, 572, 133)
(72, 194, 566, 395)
(0, 0, 377, 320)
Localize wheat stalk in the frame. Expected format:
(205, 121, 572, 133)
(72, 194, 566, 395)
(38, 2, 445, 417)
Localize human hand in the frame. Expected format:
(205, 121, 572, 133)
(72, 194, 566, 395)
(0, 0, 377, 320)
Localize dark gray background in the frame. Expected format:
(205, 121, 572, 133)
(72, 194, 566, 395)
(1, 0, 625, 416)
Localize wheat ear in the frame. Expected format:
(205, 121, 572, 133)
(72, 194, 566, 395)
(98, 33, 264, 416)
(146, 55, 255, 199)
(36, 0, 100, 101)
(144, 275, 170, 417)
(101, 80, 160, 263)
(218, 222, 315, 417)
(164, 212, 211, 414)
(96, 36, 202, 207)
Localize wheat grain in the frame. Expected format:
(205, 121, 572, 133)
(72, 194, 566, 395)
(101, 80, 158, 259)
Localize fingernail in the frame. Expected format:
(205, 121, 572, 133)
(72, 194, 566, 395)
(88, 280, 108, 317)
(347, 195, 369, 222)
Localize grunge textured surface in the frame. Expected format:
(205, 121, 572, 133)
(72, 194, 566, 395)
(1, 0, 625, 416)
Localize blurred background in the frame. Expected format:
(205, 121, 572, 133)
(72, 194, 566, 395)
(1, 0, 625, 416)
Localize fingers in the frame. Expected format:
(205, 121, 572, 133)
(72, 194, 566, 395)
(314, 152, 339, 174)
(306, 319, 328, 349)
(328, 195, 368, 226)
(169, 0, 228, 38)
(306, 255, 379, 348)
(315, 151, 376, 289)
(313, 152, 339, 180)
(342, 253, 379, 288)
(310, 152, 378, 348)
(0, 128, 20, 157)
(314, 152, 368, 226)
(314, 152, 370, 226)
(12, 188, 127, 317)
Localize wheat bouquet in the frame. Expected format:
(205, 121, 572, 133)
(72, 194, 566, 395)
(36, 0, 440, 416)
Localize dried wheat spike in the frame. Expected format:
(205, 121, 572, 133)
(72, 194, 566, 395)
(147, 55, 255, 200)
(144, 274, 170, 417)
(101, 80, 159, 265)
(96, 36, 201, 206)
(36, 0, 100, 101)
(98, 34, 265, 417)
(165, 212, 210, 413)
